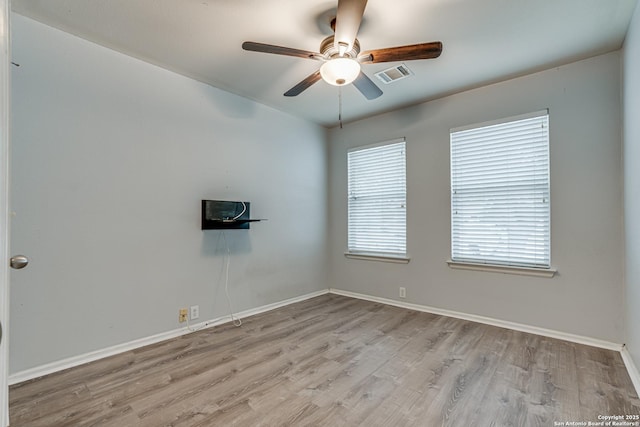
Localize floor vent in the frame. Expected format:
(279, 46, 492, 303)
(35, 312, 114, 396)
(374, 63, 414, 84)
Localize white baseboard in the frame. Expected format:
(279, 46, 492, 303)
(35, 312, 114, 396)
(329, 288, 623, 352)
(621, 346, 640, 397)
(8, 289, 329, 385)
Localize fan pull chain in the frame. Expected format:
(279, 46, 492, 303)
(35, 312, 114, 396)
(339, 86, 343, 129)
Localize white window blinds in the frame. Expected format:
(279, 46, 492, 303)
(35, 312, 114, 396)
(450, 111, 550, 268)
(348, 139, 406, 256)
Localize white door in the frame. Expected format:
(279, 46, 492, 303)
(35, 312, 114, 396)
(0, 0, 10, 425)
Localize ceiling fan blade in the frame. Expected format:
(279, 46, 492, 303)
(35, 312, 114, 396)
(284, 70, 323, 97)
(360, 42, 443, 64)
(242, 41, 323, 60)
(334, 0, 368, 51)
(353, 71, 382, 100)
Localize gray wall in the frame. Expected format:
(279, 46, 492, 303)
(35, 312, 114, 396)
(328, 52, 624, 343)
(624, 2, 640, 371)
(9, 14, 328, 374)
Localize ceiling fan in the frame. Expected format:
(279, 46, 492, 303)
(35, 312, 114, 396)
(242, 0, 442, 100)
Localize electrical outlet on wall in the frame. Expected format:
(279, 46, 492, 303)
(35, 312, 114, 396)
(190, 305, 199, 320)
(399, 287, 406, 298)
(179, 308, 188, 323)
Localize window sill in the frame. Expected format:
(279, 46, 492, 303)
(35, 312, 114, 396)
(446, 260, 556, 278)
(345, 252, 410, 264)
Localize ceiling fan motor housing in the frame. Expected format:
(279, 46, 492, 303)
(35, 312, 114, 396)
(320, 35, 361, 59)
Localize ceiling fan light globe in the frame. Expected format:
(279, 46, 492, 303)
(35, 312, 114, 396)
(320, 58, 361, 86)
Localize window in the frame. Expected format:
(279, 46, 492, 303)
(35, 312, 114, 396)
(347, 139, 406, 258)
(450, 111, 550, 269)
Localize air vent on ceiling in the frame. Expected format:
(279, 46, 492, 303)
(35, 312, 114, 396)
(374, 63, 414, 84)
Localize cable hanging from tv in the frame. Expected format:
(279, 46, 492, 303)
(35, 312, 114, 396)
(201, 200, 265, 229)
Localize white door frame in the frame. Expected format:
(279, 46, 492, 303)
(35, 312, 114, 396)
(0, 0, 10, 425)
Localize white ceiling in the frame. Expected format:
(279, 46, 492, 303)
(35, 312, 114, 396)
(11, 0, 638, 127)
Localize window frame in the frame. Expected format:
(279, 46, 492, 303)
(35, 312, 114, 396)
(448, 110, 554, 276)
(346, 138, 409, 263)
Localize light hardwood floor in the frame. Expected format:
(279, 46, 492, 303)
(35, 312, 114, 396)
(9, 294, 640, 426)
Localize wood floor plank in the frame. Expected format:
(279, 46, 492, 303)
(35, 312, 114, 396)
(576, 344, 640, 417)
(9, 294, 640, 426)
(402, 323, 507, 426)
